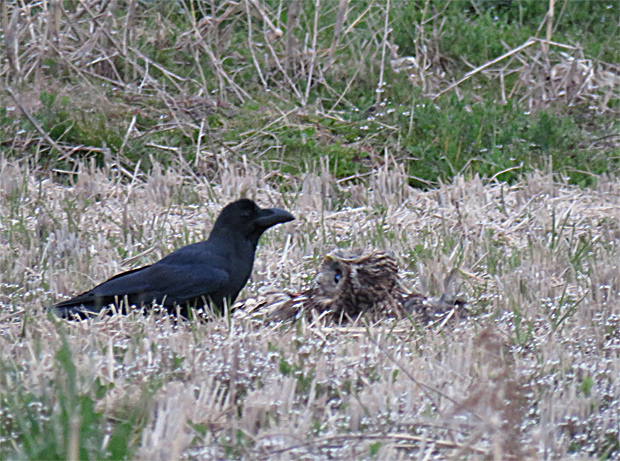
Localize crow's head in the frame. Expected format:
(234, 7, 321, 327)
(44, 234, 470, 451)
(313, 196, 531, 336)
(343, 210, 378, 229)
(211, 199, 294, 243)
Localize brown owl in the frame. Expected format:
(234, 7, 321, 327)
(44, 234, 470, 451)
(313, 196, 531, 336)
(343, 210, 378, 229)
(301, 248, 400, 320)
(235, 248, 467, 326)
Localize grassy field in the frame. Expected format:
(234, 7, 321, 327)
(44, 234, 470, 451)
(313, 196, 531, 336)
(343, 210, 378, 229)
(1, 0, 619, 459)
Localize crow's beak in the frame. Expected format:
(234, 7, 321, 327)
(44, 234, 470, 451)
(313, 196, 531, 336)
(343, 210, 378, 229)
(256, 207, 295, 229)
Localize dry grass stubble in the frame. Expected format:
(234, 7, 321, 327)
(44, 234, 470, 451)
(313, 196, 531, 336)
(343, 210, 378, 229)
(1, 157, 620, 459)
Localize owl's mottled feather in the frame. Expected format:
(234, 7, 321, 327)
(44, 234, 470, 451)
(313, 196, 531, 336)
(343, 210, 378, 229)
(307, 248, 400, 319)
(235, 248, 467, 326)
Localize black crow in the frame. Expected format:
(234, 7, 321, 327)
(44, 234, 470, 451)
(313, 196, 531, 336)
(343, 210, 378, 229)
(50, 199, 294, 318)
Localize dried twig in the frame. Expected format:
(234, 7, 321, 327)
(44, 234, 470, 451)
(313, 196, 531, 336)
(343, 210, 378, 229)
(7, 87, 68, 158)
(325, 0, 349, 70)
(375, 0, 391, 106)
(302, 0, 321, 107)
(432, 38, 538, 100)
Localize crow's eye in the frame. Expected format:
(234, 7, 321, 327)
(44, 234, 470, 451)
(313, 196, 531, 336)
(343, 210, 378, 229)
(334, 272, 341, 284)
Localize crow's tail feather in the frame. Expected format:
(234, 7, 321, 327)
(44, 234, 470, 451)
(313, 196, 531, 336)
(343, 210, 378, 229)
(49, 302, 97, 320)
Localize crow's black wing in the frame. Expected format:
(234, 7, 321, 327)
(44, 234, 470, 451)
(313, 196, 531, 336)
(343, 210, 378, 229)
(51, 259, 230, 317)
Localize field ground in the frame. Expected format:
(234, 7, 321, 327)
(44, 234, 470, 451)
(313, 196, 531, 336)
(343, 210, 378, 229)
(1, 159, 620, 459)
(1, 0, 619, 459)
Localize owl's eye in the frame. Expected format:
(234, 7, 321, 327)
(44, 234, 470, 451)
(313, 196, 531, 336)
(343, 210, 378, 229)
(334, 272, 342, 284)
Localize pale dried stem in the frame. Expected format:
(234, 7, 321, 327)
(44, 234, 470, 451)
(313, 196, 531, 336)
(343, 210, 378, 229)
(375, 0, 390, 106)
(342, 2, 374, 36)
(3, 1, 21, 77)
(245, 0, 268, 89)
(302, 0, 321, 107)
(123, 0, 136, 80)
(544, 0, 555, 68)
(284, 0, 300, 74)
(325, 0, 349, 70)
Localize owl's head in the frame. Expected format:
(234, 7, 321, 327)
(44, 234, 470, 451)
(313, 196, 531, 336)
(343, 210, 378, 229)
(310, 248, 399, 316)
